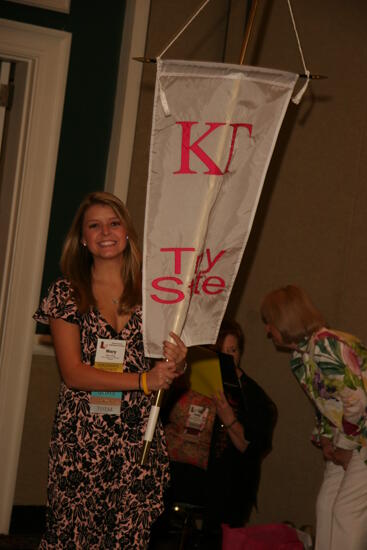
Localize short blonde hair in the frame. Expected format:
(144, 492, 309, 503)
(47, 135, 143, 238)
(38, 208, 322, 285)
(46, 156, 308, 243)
(260, 285, 326, 344)
(60, 191, 141, 313)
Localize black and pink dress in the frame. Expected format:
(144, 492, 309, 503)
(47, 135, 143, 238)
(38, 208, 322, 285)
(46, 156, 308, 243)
(34, 278, 169, 549)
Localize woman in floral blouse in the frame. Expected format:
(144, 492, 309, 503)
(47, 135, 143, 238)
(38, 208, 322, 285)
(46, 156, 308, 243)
(261, 285, 367, 550)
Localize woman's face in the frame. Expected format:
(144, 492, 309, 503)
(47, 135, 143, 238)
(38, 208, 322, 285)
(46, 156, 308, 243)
(265, 324, 299, 352)
(264, 323, 288, 348)
(82, 204, 128, 261)
(221, 334, 241, 368)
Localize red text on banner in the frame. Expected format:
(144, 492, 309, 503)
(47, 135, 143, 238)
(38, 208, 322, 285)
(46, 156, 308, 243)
(151, 247, 226, 304)
(173, 122, 253, 175)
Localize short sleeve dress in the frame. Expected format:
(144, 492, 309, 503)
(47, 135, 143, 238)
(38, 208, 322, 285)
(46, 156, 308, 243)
(34, 278, 170, 550)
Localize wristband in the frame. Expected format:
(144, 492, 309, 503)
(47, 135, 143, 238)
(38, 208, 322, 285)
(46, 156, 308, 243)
(225, 418, 238, 429)
(138, 373, 142, 391)
(141, 372, 151, 395)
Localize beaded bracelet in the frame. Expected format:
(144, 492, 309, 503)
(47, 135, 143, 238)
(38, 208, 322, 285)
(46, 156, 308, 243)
(141, 372, 151, 395)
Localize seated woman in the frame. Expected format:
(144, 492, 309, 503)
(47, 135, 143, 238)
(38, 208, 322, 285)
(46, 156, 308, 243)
(161, 319, 277, 541)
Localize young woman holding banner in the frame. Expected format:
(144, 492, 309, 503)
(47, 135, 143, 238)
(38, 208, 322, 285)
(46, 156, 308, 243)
(34, 191, 187, 549)
(261, 285, 367, 550)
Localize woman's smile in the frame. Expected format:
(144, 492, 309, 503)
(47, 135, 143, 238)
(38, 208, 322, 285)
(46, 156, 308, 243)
(82, 204, 128, 260)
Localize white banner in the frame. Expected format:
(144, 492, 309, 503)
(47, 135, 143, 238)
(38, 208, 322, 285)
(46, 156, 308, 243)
(143, 59, 298, 357)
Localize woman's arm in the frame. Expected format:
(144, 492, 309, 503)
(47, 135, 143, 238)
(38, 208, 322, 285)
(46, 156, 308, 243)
(309, 335, 367, 461)
(319, 435, 335, 461)
(213, 391, 248, 453)
(320, 436, 353, 470)
(327, 339, 367, 449)
(50, 318, 177, 392)
(333, 447, 353, 470)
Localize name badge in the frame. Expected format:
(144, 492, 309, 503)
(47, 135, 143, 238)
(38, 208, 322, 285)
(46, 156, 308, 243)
(185, 404, 209, 435)
(90, 338, 126, 415)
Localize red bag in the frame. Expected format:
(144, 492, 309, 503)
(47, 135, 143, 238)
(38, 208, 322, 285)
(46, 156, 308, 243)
(222, 523, 304, 550)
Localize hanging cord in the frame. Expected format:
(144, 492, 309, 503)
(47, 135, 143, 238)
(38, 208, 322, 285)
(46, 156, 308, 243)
(157, 0, 212, 116)
(287, 0, 311, 104)
(157, 0, 211, 58)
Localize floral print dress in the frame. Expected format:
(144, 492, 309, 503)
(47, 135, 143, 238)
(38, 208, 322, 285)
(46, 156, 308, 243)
(34, 278, 170, 550)
(291, 328, 367, 462)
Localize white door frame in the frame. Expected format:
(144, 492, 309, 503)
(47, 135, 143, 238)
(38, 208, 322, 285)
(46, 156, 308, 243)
(105, 0, 151, 202)
(0, 61, 12, 155)
(0, 19, 71, 534)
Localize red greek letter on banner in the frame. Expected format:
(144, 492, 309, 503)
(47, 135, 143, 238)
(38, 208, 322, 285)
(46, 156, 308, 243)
(174, 121, 253, 176)
(224, 123, 253, 173)
(174, 121, 225, 175)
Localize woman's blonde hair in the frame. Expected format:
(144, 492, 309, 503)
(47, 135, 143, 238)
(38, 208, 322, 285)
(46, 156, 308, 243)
(60, 191, 142, 313)
(260, 285, 326, 343)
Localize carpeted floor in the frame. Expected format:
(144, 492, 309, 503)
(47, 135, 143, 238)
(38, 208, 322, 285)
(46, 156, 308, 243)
(0, 534, 41, 550)
(0, 505, 211, 549)
(0, 506, 44, 549)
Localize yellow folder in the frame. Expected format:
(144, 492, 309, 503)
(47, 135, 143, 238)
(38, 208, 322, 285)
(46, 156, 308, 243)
(188, 347, 224, 398)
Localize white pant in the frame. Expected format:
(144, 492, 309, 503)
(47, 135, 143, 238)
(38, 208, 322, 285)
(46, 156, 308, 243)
(315, 450, 367, 550)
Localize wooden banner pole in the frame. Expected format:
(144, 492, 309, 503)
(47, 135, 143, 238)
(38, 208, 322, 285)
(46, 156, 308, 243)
(239, 0, 259, 65)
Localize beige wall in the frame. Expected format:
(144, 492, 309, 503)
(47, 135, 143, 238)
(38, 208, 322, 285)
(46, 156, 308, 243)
(227, 0, 367, 527)
(16, 0, 367, 535)
(128, 0, 367, 531)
